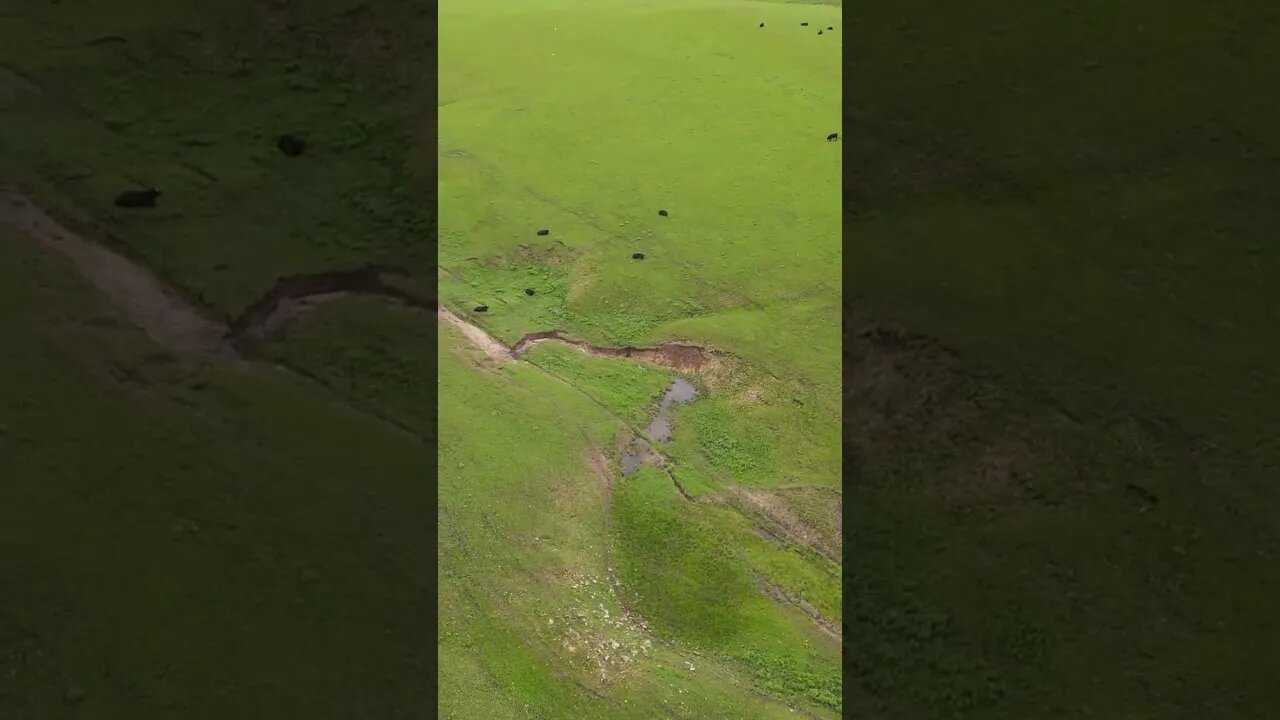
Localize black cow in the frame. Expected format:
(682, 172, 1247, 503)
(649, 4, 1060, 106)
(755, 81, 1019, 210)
(113, 188, 161, 208)
(474, 305, 489, 313)
(759, 22, 764, 27)
(826, 132, 839, 141)
(525, 288, 535, 296)
(800, 22, 808, 26)
(658, 209, 669, 217)
(277, 134, 306, 157)
(537, 229, 550, 236)
(818, 30, 823, 35)
(827, 26, 833, 30)
(632, 252, 645, 260)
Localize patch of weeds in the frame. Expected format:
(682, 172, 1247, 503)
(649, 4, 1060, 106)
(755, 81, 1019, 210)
(261, 296, 435, 435)
(669, 463, 719, 498)
(683, 397, 775, 485)
(737, 647, 841, 711)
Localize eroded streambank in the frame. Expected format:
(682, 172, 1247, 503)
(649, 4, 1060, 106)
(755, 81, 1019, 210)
(3, 190, 836, 638)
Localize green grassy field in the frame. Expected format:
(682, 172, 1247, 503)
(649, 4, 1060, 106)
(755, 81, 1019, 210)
(0, 226, 433, 717)
(3, 0, 843, 717)
(437, 0, 843, 715)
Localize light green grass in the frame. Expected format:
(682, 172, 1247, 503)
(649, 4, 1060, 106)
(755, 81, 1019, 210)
(437, 0, 842, 714)
(437, 322, 828, 719)
(438, 0, 841, 352)
(523, 342, 673, 426)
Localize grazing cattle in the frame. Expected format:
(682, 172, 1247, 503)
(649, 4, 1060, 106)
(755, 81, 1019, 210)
(818, 30, 823, 35)
(525, 288, 535, 296)
(658, 209, 668, 216)
(536, 229, 550, 236)
(474, 305, 489, 313)
(800, 22, 808, 26)
(759, 22, 764, 27)
(827, 26, 833, 30)
(826, 132, 839, 141)
(277, 134, 306, 157)
(632, 252, 645, 260)
(113, 188, 161, 208)
(1126, 483, 1159, 506)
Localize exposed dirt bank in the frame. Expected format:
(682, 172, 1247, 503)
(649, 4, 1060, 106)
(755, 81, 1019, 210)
(227, 263, 421, 345)
(512, 330, 716, 373)
(5, 190, 836, 616)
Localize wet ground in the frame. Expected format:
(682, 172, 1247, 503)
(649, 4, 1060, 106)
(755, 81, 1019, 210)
(621, 378, 698, 477)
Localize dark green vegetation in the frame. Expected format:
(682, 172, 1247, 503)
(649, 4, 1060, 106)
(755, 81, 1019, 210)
(2, 1, 440, 716)
(0, 0, 436, 315)
(846, 2, 1280, 717)
(0, 228, 431, 716)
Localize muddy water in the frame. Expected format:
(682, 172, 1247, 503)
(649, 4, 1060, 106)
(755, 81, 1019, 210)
(621, 378, 699, 477)
(644, 378, 698, 443)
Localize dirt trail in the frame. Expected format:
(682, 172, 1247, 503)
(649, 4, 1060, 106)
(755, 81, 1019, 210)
(1, 188, 233, 356)
(753, 575, 841, 641)
(437, 304, 513, 362)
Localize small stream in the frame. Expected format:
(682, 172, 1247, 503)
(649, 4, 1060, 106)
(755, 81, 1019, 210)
(621, 378, 699, 477)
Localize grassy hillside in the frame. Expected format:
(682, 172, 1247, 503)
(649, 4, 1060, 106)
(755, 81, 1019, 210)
(845, 2, 1280, 718)
(4, 0, 843, 717)
(0, 227, 432, 717)
(2, 1, 440, 717)
(436, 0, 844, 716)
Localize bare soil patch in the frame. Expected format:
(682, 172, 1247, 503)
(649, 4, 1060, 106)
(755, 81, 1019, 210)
(436, 304, 514, 363)
(512, 330, 717, 373)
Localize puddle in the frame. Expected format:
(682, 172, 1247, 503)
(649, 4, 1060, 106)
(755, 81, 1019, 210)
(644, 378, 698, 443)
(621, 378, 698, 478)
